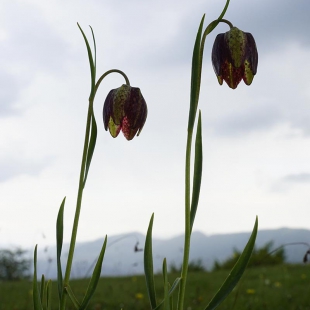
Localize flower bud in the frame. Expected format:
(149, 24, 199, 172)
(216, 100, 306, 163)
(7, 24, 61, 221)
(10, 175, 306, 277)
(103, 84, 147, 140)
(212, 26, 258, 89)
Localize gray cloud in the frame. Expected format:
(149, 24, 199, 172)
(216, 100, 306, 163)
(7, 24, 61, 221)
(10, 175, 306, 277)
(229, 0, 310, 51)
(1, 1, 70, 74)
(0, 157, 52, 182)
(121, 0, 310, 69)
(272, 172, 310, 192)
(284, 173, 310, 183)
(0, 1, 72, 119)
(0, 71, 21, 117)
(211, 104, 282, 135)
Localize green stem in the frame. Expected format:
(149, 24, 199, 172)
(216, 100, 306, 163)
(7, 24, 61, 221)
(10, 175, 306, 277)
(94, 69, 130, 96)
(177, 1, 231, 308)
(60, 99, 93, 310)
(221, 19, 234, 28)
(60, 69, 129, 310)
(177, 129, 193, 310)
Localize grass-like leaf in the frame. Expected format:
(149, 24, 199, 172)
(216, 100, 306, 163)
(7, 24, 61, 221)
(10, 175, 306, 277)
(162, 258, 170, 310)
(90, 26, 97, 82)
(46, 280, 52, 310)
(40, 274, 45, 305)
(190, 110, 203, 233)
(188, 15, 205, 131)
(33, 245, 43, 310)
(56, 197, 65, 300)
(204, 216, 258, 310)
(218, 0, 230, 21)
(83, 112, 97, 188)
(154, 277, 181, 310)
(77, 23, 96, 95)
(79, 236, 107, 310)
(65, 285, 81, 309)
(144, 213, 157, 309)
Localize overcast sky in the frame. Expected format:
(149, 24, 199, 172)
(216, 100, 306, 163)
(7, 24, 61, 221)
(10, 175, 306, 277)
(1, 0, 310, 249)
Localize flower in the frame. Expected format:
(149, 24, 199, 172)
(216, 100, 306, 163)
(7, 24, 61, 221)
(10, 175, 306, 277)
(135, 293, 144, 300)
(103, 84, 147, 140)
(212, 26, 258, 89)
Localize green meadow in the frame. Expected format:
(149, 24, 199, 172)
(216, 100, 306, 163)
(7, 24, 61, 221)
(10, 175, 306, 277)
(1, 264, 309, 310)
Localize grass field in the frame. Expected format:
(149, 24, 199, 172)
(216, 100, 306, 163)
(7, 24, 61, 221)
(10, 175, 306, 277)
(1, 264, 309, 309)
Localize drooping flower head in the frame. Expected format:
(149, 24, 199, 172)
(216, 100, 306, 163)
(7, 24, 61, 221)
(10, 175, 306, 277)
(103, 84, 147, 140)
(212, 26, 258, 89)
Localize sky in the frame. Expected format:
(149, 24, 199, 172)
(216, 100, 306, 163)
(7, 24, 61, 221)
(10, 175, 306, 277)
(1, 0, 310, 250)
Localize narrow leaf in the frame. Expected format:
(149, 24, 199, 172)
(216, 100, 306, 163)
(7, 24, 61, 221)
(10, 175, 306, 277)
(188, 15, 205, 131)
(65, 285, 81, 309)
(218, 0, 230, 21)
(144, 213, 157, 309)
(83, 112, 97, 187)
(168, 277, 181, 296)
(154, 278, 181, 310)
(40, 274, 45, 305)
(204, 216, 258, 310)
(46, 280, 52, 310)
(77, 23, 96, 95)
(56, 197, 65, 300)
(90, 26, 97, 80)
(190, 110, 203, 233)
(162, 258, 170, 310)
(33, 245, 43, 310)
(79, 236, 108, 310)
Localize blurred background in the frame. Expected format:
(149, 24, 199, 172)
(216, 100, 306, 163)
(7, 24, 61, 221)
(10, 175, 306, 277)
(0, 0, 310, 254)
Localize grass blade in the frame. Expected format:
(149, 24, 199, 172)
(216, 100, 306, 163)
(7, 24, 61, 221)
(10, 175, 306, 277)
(168, 277, 181, 296)
(190, 110, 203, 233)
(40, 274, 45, 306)
(154, 277, 181, 310)
(204, 216, 258, 310)
(188, 15, 205, 131)
(144, 213, 157, 309)
(79, 236, 107, 310)
(77, 23, 96, 94)
(162, 258, 170, 310)
(46, 280, 52, 310)
(65, 285, 81, 309)
(56, 197, 65, 300)
(218, 0, 230, 21)
(90, 26, 97, 79)
(83, 112, 97, 187)
(33, 245, 43, 310)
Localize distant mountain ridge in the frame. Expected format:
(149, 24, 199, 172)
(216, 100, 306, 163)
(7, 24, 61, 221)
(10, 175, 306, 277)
(35, 228, 310, 279)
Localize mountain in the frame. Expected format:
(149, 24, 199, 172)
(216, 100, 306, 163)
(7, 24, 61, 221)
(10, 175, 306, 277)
(35, 228, 310, 279)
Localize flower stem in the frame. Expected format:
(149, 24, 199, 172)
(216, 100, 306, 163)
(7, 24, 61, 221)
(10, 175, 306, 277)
(177, 0, 231, 306)
(177, 128, 193, 310)
(220, 19, 234, 28)
(95, 69, 130, 95)
(60, 98, 93, 310)
(59, 69, 129, 310)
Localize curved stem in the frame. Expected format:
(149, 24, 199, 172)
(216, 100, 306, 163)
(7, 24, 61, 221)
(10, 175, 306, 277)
(221, 19, 234, 28)
(94, 69, 130, 97)
(60, 68, 130, 310)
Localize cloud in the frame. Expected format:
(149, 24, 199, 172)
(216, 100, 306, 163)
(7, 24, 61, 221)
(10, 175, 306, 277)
(284, 173, 310, 183)
(1, 1, 70, 74)
(114, 0, 310, 70)
(0, 71, 21, 117)
(211, 104, 282, 135)
(0, 156, 52, 182)
(225, 0, 310, 52)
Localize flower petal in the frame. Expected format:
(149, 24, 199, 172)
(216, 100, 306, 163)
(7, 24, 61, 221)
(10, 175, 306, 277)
(108, 117, 121, 138)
